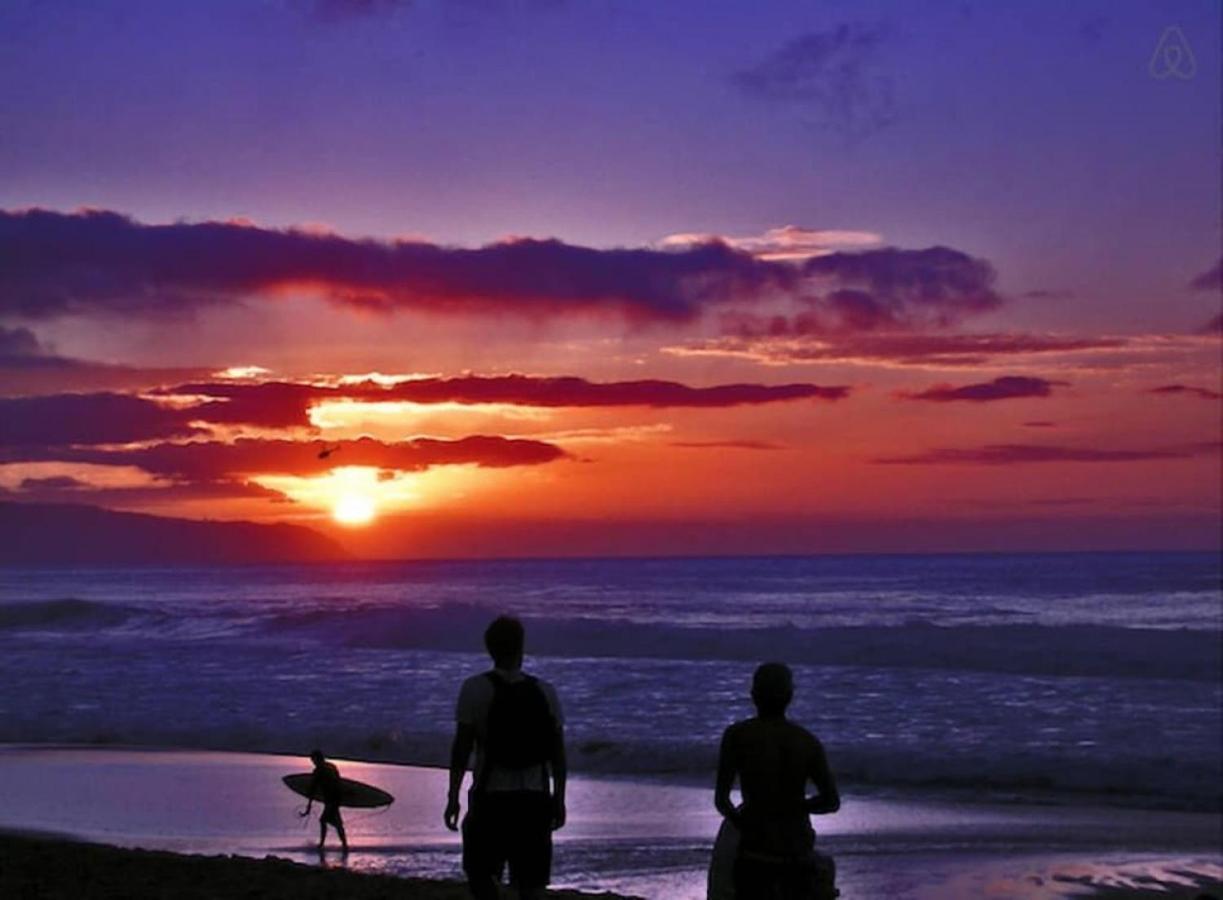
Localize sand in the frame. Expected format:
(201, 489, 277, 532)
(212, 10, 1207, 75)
(0, 832, 638, 899)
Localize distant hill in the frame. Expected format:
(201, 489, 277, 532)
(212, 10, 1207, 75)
(0, 501, 349, 565)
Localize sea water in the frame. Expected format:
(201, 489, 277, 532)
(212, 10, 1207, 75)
(0, 552, 1219, 810)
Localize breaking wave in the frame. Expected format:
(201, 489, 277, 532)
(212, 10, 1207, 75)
(261, 604, 1223, 682)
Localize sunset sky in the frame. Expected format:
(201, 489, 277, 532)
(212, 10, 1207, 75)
(1, 0, 1220, 557)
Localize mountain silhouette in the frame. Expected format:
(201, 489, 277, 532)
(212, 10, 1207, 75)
(0, 501, 348, 565)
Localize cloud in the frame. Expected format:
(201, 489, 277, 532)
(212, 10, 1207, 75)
(0, 393, 204, 446)
(1021, 289, 1074, 300)
(1189, 258, 1222, 292)
(374, 374, 850, 407)
(162, 373, 850, 423)
(18, 475, 89, 491)
(714, 246, 1004, 337)
(0, 326, 42, 358)
(1022, 421, 1058, 428)
(799, 247, 1002, 328)
(732, 24, 895, 139)
(659, 225, 881, 261)
(0, 436, 568, 485)
(2, 209, 1004, 334)
(1198, 313, 1222, 335)
(2, 374, 849, 450)
(1149, 384, 1222, 401)
(0, 208, 798, 324)
(900, 376, 1068, 403)
(670, 440, 783, 451)
(0, 325, 208, 396)
(872, 443, 1217, 466)
(669, 331, 1129, 368)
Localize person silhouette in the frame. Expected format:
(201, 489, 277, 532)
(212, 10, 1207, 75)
(713, 662, 840, 899)
(301, 749, 348, 853)
(444, 615, 567, 900)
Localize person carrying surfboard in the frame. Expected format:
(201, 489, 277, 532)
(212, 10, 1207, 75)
(444, 615, 567, 900)
(300, 749, 349, 853)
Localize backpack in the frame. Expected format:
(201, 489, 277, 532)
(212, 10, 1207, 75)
(483, 672, 555, 771)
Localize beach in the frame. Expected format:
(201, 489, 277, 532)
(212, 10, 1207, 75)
(0, 746, 1219, 899)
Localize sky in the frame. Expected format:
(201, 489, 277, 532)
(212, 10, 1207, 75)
(1, 0, 1220, 557)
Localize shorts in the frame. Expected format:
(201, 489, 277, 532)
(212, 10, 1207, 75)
(462, 791, 553, 890)
(733, 849, 837, 900)
(320, 804, 343, 827)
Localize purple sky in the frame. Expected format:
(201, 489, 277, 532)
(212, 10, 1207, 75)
(0, 0, 1219, 555)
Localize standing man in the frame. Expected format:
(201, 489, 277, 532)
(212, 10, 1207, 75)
(300, 749, 349, 854)
(445, 615, 567, 900)
(714, 662, 840, 900)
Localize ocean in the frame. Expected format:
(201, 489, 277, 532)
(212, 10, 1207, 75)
(0, 552, 1219, 811)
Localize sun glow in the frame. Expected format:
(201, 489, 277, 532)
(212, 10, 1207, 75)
(332, 492, 377, 526)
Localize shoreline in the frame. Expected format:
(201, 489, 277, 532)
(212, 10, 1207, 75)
(1, 744, 1219, 899)
(3, 739, 1215, 817)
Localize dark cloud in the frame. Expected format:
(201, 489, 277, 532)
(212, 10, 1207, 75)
(0, 324, 208, 396)
(901, 376, 1067, 403)
(0, 208, 796, 324)
(0, 436, 568, 484)
(0, 393, 203, 446)
(732, 24, 895, 139)
(1022, 421, 1058, 428)
(0, 326, 42, 357)
(1149, 384, 1222, 401)
(1189, 258, 1221, 292)
(716, 246, 1004, 338)
(383, 374, 850, 406)
(1, 209, 1006, 334)
(872, 443, 1216, 466)
(18, 475, 89, 491)
(2, 375, 849, 450)
(160, 374, 851, 427)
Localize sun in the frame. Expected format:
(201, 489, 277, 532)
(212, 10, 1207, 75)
(332, 493, 377, 526)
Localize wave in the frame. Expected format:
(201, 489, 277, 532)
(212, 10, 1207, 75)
(262, 604, 1223, 682)
(0, 598, 145, 631)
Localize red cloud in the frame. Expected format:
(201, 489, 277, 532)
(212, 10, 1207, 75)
(872, 443, 1216, 465)
(900, 376, 1067, 402)
(1148, 384, 1222, 401)
(679, 332, 1128, 367)
(0, 393, 203, 446)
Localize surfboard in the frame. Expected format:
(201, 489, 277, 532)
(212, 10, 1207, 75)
(282, 772, 394, 809)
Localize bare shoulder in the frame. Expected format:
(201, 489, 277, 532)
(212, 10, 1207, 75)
(787, 720, 823, 751)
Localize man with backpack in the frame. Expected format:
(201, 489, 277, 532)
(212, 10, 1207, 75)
(445, 615, 567, 900)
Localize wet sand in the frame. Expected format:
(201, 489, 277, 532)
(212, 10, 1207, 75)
(0, 746, 1219, 899)
(0, 832, 636, 899)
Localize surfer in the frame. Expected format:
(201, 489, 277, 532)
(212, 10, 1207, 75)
(444, 615, 567, 900)
(713, 662, 840, 900)
(300, 750, 349, 853)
